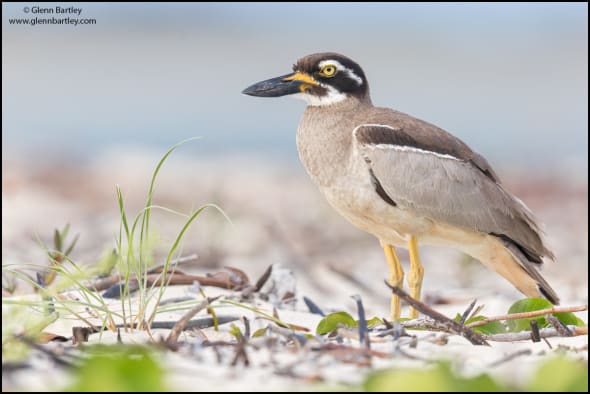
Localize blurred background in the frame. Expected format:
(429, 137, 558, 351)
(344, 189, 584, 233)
(2, 3, 588, 311)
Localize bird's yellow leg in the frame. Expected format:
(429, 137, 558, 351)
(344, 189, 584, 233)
(381, 240, 404, 321)
(407, 236, 424, 319)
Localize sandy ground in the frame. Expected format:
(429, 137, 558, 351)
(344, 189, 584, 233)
(2, 151, 588, 391)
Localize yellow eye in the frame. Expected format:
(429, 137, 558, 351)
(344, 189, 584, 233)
(320, 65, 337, 77)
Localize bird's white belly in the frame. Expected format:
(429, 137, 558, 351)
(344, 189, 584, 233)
(319, 171, 434, 247)
(319, 169, 488, 251)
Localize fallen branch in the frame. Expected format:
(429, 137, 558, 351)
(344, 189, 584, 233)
(388, 318, 451, 334)
(482, 325, 587, 342)
(166, 296, 219, 346)
(89, 255, 198, 291)
(97, 268, 249, 297)
(150, 316, 239, 330)
(465, 305, 588, 328)
(385, 282, 489, 346)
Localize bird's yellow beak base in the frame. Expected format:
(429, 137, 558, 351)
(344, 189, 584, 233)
(282, 72, 320, 92)
(242, 72, 319, 97)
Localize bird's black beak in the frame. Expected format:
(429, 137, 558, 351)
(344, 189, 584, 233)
(242, 72, 319, 97)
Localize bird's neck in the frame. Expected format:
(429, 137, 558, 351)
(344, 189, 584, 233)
(296, 97, 373, 187)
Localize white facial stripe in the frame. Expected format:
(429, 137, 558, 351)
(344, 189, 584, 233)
(318, 59, 363, 86)
(292, 86, 347, 106)
(353, 124, 461, 161)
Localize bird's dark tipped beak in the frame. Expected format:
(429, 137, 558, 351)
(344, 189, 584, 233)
(242, 72, 320, 97)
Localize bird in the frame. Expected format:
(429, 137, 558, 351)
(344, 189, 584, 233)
(242, 52, 559, 320)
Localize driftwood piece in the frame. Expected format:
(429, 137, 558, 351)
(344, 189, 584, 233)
(96, 267, 250, 298)
(385, 282, 489, 346)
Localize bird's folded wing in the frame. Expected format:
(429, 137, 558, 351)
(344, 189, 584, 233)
(353, 123, 547, 259)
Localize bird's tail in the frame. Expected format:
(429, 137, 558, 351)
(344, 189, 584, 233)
(472, 236, 560, 305)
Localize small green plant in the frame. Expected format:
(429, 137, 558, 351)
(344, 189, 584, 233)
(364, 361, 503, 392)
(457, 298, 586, 335)
(316, 312, 357, 335)
(65, 345, 168, 392)
(316, 311, 383, 335)
(2, 138, 228, 353)
(39, 224, 80, 287)
(506, 298, 585, 332)
(362, 357, 588, 392)
(113, 137, 228, 330)
(528, 356, 588, 392)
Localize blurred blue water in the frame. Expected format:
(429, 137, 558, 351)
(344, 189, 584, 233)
(2, 3, 587, 169)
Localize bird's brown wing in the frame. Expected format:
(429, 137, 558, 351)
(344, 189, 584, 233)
(353, 122, 552, 261)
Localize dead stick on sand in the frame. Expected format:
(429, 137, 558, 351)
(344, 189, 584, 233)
(465, 305, 588, 328)
(384, 281, 489, 346)
(166, 296, 219, 345)
(482, 326, 587, 342)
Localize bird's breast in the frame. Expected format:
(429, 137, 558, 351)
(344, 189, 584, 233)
(296, 115, 352, 188)
(295, 106, 433, 245)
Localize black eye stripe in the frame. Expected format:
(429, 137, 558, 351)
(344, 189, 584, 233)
(294, 53, 368, 97)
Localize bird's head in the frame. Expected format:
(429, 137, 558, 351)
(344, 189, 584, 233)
(242, 52, 369, 106)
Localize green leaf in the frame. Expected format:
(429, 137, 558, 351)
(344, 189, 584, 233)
(363, 361, 505, 392)
(252, 328, 268, 338)
(65, 345, 167, 392)
(364, 366, 451, 392)
(528, 357, 588, 392)
(53, 229, 63, 253)
(316, 312, 357, 335)
(64, 233, 80, 256)
(553, 312, 586, 327)
(364, 316, 384, 328)
(228, 323, 244, 341)
(507, 298, 553, 332)
(453, 313, 506, 335)
(464, 316, 506, 335)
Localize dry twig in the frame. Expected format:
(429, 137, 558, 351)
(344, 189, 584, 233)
(352, 294, 370, 350)
(254, 265, 273, 292)
(482, 326, 587, 342)
(547, 315, 573, 337)
(385, 282, 489, 346)
(166, 296, 219, 346)
(97, 268, 248, 297)
(460, 299, 477, 325)
(465, 305, 588, 328)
